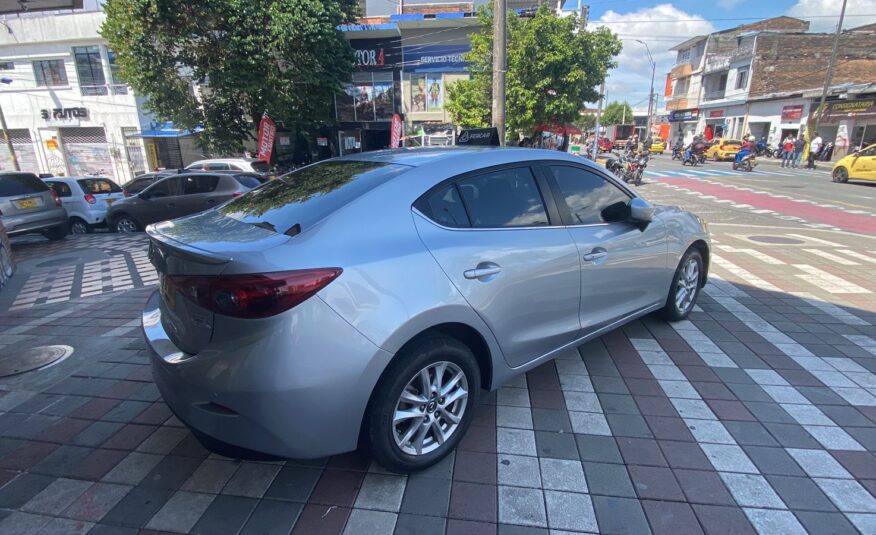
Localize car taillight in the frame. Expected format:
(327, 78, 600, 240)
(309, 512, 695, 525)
(166, 268, 342, 319)
(50, 189, 62, 207)
(232, 191, 243, 197)
(84, 193, 96, 204)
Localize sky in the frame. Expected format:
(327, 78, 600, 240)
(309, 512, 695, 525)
(367, 0, 876, 113)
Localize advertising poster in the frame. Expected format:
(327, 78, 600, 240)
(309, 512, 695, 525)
(411, 75, 427, 112)
(336, 84, 356, 121)
(426, 75, 443, 112)
(355, 83, 375, 121)
(373, 81, 393, 121)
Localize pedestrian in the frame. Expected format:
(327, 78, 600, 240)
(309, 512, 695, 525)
(807, 132, 823, 169)
(793, 135, 805, 168)
(781, 134, 795, 168)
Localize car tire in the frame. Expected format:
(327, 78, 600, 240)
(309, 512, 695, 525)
(713, 153, 720, 162)
(42, 223, 69, 241)
(660, 248, 704, 322)
(114, 215, 140, 233)
(69, 218, 91, 235)
(832, 167, 849, 183)
(368, 335, 480, 473)
(0, 244, 13, 289)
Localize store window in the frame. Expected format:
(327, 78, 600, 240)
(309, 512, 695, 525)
(411, 74, 444, 113)
(336, 72, 394, 122)
(33, 60, 68, 87)
(73, 46, 107, 96)
(107, 49, 128, 95)
(735, 67, 749, 90)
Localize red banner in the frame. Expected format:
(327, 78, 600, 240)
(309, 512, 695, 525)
(390, 113, 402, 148)
(781, 105, 804, 122)
(257, 115, 276, 162)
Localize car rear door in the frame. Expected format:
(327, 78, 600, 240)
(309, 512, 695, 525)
(413, 164, 582, 368)
(177, 174, 226, 215)
(538, 163, 669, 335)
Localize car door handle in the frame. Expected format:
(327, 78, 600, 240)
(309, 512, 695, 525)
(464, 265, 502, 280)
(583, 252, 608, 262)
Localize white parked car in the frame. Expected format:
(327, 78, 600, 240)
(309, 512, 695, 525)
(43, 176, 126, 234)
(185, 158, 271, 175)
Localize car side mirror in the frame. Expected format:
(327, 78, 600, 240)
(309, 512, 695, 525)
(629, 197, 655, 223)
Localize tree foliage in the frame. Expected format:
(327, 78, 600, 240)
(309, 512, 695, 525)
(101, 0, 358, 154)
(445, 3, 621, 140)
(574, 113, 596, 133)
(600, 101, 634, 126)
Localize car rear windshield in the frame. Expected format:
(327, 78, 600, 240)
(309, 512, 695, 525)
(0, 173, 49, 196)
(233, 175, 266, 189)
(78, 178, 122, 194)
(218, 161, 409, 235)
(250, 161, 270, 172)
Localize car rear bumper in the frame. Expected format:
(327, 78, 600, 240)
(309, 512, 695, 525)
(5, 207, 68, 236)
(143, 290, 393, 459)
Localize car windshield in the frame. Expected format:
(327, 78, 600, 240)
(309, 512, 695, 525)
(0, 173, 49, 196)
(78, 178, 122, 194)
(250, 161, 270, 172)
(218, 160, 409, 235)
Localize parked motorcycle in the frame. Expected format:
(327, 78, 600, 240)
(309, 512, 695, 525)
(605, 151, 646, 186)
(732, 152, 757, 172)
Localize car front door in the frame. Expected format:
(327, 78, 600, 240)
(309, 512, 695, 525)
(849, 146, 876, 180)
(540, 163, 669, 335)
(414, 164, 582, 368)
(139, 177, 183, 225)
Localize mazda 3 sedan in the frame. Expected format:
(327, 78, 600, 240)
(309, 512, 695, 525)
(143, 147, 710, 472)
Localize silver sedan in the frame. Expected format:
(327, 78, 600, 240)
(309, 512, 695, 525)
(143, 147, 710, 472)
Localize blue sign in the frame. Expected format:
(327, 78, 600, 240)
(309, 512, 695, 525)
(403, 45, 470, 73)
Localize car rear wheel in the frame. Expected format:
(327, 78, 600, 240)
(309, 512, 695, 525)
(0, 244, 13, 288)
(713, 153, 720, 161)
(660, 248, 703, 322)
(368, 335, 480, 473)
(69, 218, 91, 235)
(114, 216, 139, 233)
(832, 167, 849, 183)
(42, 223, 68, 241)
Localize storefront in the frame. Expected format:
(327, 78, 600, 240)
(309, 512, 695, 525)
(700, 104, 746, 140)
(402, 44, 470, 146)
(668, 108, 700, 146)
(134, 122, 204, 171)
(744, 99, 807, 147)
(335, 37, 403, 155)
(810, 97, 876, 159)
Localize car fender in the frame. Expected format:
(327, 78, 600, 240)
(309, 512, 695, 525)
(657, 207, 710, 271)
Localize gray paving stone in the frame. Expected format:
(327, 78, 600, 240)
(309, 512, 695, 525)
(497, 406, 534, 430)
(605, 413, 652, 438)
(796, 511, 861, 535)
(145, 490, 215, 532)
(72, 421, 124, 447)
(743, 402, 795, 424)
(498, 428, 538, 456)
(686, 419, 736, 444)
(569, 412, 612, 436)
(742, 508, 806, 535)
(240, 499, 303, 535)
(21, 477, 91, 514)
(221, 462, 280, 498)
(181, 459, 240, 493)
(355, 473, 407, 512)
(498, 454, 541, 488)
(803, 425, 865, 451)
(591, 495, 650, 534)
(534, 431, 579, 460)
(724, 421, 778, 447)
(498, 486, 547, 527)
(190, 494, 258, 534)
(765, 475, 837, 512)
(539, 458, 587, 493)
(264, 465, 322, 502)
(37, 517, 94, 535)
(531, 408, 572, 432)
(61, 482, 131, 522)
(344, 509, 398, 535)
(719, 473, 786, 509)
(700, 444, 759, 474)
(400, 474, 451, 517)
(0, 473, 55, 509)
(575, 435, 623, 464)
(742, 446, 805, 477)
(0, 511, 52, 535)
(762, 423, 822, 449)
(498, 388, 531, 407)
(582, 462, 635, 498)
(814, 478, 876, 513)
(102, 486, 174, 528)
(563, 391, 602, 413)
(847, 513, 876, 535)
(785, 448, 852, 478)
(394, 513, 445, 535)
(135, 426, 187, 455)
(544, 490, 597, 532)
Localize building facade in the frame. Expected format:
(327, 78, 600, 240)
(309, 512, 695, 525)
(0, 9, 148, 182)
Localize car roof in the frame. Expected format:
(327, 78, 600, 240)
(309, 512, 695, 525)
(44, 176, 113, 181)
(337, 146, 584, 168)
(188, 158, 262, 164)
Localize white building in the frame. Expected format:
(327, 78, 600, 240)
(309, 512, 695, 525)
(0, 8, 147, 182)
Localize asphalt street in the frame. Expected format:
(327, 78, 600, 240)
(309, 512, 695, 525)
(0, 155, 875, 535)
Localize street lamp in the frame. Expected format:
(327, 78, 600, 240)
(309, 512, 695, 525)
(636, 40, 656, 141)
(0, 76, 18, 172)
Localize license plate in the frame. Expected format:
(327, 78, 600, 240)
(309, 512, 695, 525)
(14, 198, 39, 209)
(159, 274, 176, 310)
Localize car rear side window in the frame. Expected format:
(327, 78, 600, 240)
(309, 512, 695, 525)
(233, 175, 264, 189)
(183, 175, 220, 194)
(250, 161, 270, 172)
(0, 173, 49, 196)
(218, 160, 409, 235)
(78, 178, 121, 194)
(417, 184, 470, 228)
(456, 167, 548, 228)
(548, 165, 630, 225)
(206, 163, 230, 170)
(47, 181, 72, 197)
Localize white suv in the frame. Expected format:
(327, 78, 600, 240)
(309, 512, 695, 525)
(185, 158, 271, 175)
(44, 177, 126, 234)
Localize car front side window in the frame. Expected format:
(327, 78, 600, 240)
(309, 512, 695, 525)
(547, 165, 631, 225)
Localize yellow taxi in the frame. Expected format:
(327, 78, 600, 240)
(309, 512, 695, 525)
(649, 138, 666, 154)
(705, 138, 743, 161)
(832, 143, 876, 183)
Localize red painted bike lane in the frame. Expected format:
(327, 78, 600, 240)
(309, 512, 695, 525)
(661, 177, 876, 234)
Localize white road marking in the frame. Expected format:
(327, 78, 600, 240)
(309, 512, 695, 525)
(794, 265, 870, 294)
(838, 250, 876, 264)
(803, 249, 861, 266)
(715, 245, 785, 265)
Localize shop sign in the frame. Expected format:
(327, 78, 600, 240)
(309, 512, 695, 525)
(709, 110, 724, 118)
(279, 136, 291, 146)
(402, 45, 469, 72)
(781, 105, 804, 122)
(456, 127, 500, 146)
(820, 99, 876, 122)
(40, 107, 88, 120)
(351, 38, 401, 71)
(316, 137, 328, 147)
(668, 109, 699, 122)
(257, 115, 276, 162)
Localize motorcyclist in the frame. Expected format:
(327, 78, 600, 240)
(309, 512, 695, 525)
(684, 136, 705, 161)
(625, 134, 638, 153)
(736, 137, 755, 164)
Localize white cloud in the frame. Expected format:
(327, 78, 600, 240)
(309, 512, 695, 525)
(787, 0, 876, 32)
(592, 4, 715, 107)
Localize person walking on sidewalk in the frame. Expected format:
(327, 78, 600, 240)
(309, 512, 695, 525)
(793, 135, 806, 168)
(807, 133, 823, 169)
(781, 134, 795, 168)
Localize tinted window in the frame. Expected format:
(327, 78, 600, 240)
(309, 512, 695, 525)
(418, 184, 470, 228)
(182, 175, 220, 194)
(206, 163, 230, 170)
(219, 161, 409, 235)
(456, 167, 548, 228)
(250, 161, 270, 172)
(33, 59, 68, 87)
(78, 178, 121, 194)
(0, 173, 49, 196)
(548, 166, 631, 225)
(125, 178, 154, 194)
(723, 140, 742, 146)
(233, 175, 265, 189)
(143, 177, 181, 198)
(46, 181, 72, 197)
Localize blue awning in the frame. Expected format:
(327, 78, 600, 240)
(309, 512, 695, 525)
(133, 130, 196, 138)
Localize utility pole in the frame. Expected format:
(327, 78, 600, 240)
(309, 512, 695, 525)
(492, 0, 506, 145)
(636, 40, 656, 140)
(0, 77, 19, 172)
(591, 81, 605, 160)
(813, 0, 847, 137)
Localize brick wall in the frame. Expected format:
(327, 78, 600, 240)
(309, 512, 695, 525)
(749, 32, 876, 98)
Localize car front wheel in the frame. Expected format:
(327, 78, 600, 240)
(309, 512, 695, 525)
(368, 335, 480, 473)
(114, 216, 139, 233)
(832, 167, 849, 183)
(70, 218, 91, 235)
(661, 248, 703, 321)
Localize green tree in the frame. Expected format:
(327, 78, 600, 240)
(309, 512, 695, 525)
(101, 0, 358, 154)
(600, 101, 634, 126)
(445, 3, 621, 140)
(574, 113, 596, 133)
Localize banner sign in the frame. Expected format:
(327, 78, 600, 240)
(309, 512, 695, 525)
(351, 38, 401, 71)
(708, 110, 724, 118)
(390, 113, 403, 148)
(781, 105, 804, 122)
(456, 127, 500, 146)
(402, 45, 470, 72)
(668, 109, 699, 122)
(820, 99, 876, 122)
(257, 115, 276, 162)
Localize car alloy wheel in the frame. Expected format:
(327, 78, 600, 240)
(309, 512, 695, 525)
(70, 219, 89, 235)
(674, 256, 700, 314)
(832, 167, 849, 183)
(116, 218, 138, 233)
(0, 245, 12, 287)
(393, 361, 468, 456)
